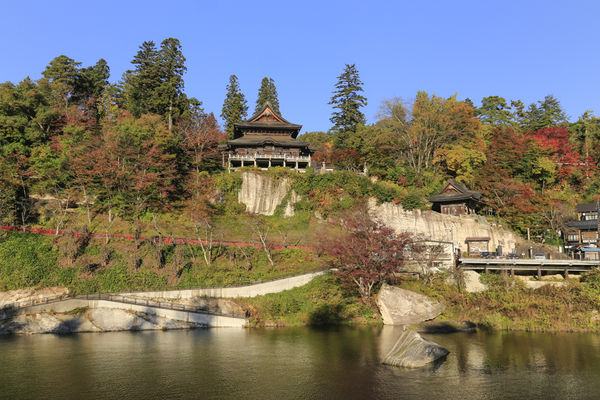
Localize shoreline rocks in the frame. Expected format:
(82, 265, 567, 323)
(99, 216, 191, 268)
(0, 308, 206, 335)
(382, 329, 449, 368)
(376, 283, 443, 326)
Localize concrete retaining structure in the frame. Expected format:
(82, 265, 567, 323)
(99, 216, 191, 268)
(121, 270, 327, 300)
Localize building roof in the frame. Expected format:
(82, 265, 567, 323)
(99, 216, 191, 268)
(576, 202, 599, 213)
(227, 135, 313, 149)
(465, 237, 490, 241)
(427, 179, 483, 203)
(233, 103, 302, 139)
(566, 220, 598, 230)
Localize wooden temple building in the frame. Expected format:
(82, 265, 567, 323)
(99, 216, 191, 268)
(220, 103, 315, 172)
(427, 179, 485, 216)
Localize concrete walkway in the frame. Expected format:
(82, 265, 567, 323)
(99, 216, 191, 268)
(121, 270, 328, 300)
(1, 270, 329, 329)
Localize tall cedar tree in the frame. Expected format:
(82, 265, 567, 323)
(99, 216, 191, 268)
(221, 75, 248, 139)
(329, 64, 367, 147)
(155, 38, 187, 132)
(122, 38, 195, 132)
(122, 41, 160, 117)
(254, 77, 280, 115)
(42, 56, 110, 119)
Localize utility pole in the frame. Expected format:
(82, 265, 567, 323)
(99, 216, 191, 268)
(596, 197, 600, 247)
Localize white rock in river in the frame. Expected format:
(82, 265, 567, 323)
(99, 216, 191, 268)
(376, 283, 444, 326)
(382, 329, 449, 368)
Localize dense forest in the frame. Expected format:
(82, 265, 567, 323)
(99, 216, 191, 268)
(1, 37, 599, 246)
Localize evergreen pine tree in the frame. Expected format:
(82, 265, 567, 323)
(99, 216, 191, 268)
(42, 55, 82, 89)
(523, 95, 567, 132)
(329, 64, 367, 147)
(221, 74, 248, 139)
(255, 77, 280, 115)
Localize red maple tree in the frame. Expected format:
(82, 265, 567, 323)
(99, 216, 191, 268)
(322, 208, 416, 298)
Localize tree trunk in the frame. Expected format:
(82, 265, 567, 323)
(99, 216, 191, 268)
(168, 99, 173, 133)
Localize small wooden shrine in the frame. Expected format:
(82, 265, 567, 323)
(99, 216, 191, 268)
(221, 103, 314, 172)
(428, 179, 484, 216)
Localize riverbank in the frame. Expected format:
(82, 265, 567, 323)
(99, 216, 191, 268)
(399, 271, 600, 332)
(5, 231, 600, 334)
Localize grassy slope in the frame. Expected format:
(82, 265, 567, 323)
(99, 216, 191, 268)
(0, 232, 326, 294)
(236, 275, 381, 327)
(399, 273, 600, 332)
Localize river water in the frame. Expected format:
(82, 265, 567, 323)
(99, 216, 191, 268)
(1, 327, 600, 400)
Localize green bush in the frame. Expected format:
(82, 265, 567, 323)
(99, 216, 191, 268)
(0, 232, 60, 290)
(581, 268, 600, 290)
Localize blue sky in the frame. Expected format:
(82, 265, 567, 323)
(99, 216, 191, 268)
(1, 1, 599, 133)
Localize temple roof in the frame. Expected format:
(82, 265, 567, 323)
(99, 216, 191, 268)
(233, 103, 302, 139)
(427, 179, 483, 203)
(227, 135, 313, 149)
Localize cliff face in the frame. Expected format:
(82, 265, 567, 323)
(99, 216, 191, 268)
(237, 172, 522, 252)
(368, 199, 522, 253)
(238, 172, 296, 216)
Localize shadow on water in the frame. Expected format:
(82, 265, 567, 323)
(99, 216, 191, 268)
(420, 321, 477, 334)
(0, 304, 24, 333)
(308, 303, 344, 326)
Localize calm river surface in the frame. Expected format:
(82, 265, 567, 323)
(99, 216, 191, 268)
(2, 327, 600, 399)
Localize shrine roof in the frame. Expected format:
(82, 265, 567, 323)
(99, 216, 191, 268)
(427, 179, 483, 203)
(233, 103, 302, 138)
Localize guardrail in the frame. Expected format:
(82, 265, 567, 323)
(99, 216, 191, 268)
(229, 154, 311, 162)
(459, 257, 600, 278)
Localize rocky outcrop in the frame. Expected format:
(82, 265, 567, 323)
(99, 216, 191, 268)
(463, 271, 488, 293)
(376, 284, 444, 326)
(0, 308, 205, 334)
(238, 172, 298, 216)
(368, 199, 522, 254)
(515, 276, 567, 289)
(0, 287, 68, 307)
(382, 329, 449, 368)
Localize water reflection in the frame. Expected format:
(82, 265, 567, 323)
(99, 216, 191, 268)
(1, 327, 600, 399)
